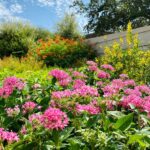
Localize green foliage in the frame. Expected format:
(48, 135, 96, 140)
(34, 27, 53, 41)
(0, 21, 52, 58)
(0, 60, 150, 149)
(56, 13, 81, 39)
(73, 0, 150, 35)
(36, 36, 96, 67)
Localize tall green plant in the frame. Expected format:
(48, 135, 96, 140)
(56, 13, 81, 39)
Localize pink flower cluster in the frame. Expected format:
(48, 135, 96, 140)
(86, 61, 98, 71)
(58, 76, 72, 87)
(72, 71, 87, 79)
(0, 128, 19, 143)
(49, 69, 69, 80)
(121, 95, 143, 109)
(49, 69, 72, 87)
(41, 107, 69, 130)
(135, 85, 150, 95)
(124, 88, 142, 97)
(101, 100, 116, 110)
(101, 64, 115, 71)
(52, 85, 99, 100)
(73, 79, 86, 89)
(22, 101, 37, 114)
(0, 77, 25, 98)
(5, 105, 20, 117)
(32, 83, 41, 89)
(86, 61, 97, 66)
(28, 113, 42, 128)
(102, 79, 136, 97)
(96, 81, 103, 87)
(76, 100, 100, 115)
(124, 80, 136, 87)
(97, 70, 110, 79)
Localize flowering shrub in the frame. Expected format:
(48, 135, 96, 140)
(97, 22, 150, 84)
(35, 35, 96, 67)
(0, 61, 150, 149)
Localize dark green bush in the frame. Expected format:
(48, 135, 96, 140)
(0, 21, 52, 58)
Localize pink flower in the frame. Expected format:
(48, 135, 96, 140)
(3, 76, 25, 90)
(101, 100, 116, 110)
(20, 126, 27, 135)
(144, 96, 150, 101)
(111, 79, 125, 90)
(102, 85, 118, 97)
(73, 79, 85, 89)
(96, 81, 103, 87)
(124, 80, 136, 87)
(97, 70, 110, 79)
(88, 65, 98, 71)
(72, 71, 87, 78)
(119, 74, 128, 79)
(0, 128, 19, 143)
(121, 95, 143, 109)
(22, 101, 37, 114)
(33, 83, 41, 89)
(28, 113, 42, 128)
(0, 77, 25, 98)
(5, 105, 20, 117)
(74, 85, 99, 97)
(52, 90, 73, 100)
(124, 88, 142, 97)
(86, 61, 97, 66)
(58, 77, 72, 87)
(135, 85, 150, 95)
(76, 103, 100, 115)
(143, 100, 150, 113)
(41, 107, 69, 130)
(101, 64, 115, 71)
(52, 85, 99, 99)
(49, 69, 69, 80)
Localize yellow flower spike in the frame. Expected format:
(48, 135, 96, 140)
(127, 22, 132, 46)
(119, 37, 124, 44)
(133, 33, 139, 48)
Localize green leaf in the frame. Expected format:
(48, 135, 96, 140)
(60, 127, 74, 142)
(128, 134, 147, 148)
(68, 138, 83, 150)
(114, 113, 133, 131)
(107, 111, 125, 118)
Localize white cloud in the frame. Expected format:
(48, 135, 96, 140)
(37, 0, 55, 7)
(10, 3, 23, 14)
(0, 1, 25, 22)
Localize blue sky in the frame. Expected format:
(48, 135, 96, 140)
(0, 0, 88, 33)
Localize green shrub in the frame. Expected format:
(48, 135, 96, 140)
(34, 27, 53, 41)
(0, 22, 35, 58)
(56, 13, 81, 39)
(0, 21, 52, 58)
(96, 22, 150, 84)
(35, 35, 96, 67)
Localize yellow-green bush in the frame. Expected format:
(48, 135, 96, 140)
(0, 55, 45, 73)
(96, 22, 150, 84)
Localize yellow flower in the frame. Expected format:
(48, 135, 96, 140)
(133, 33, 139, 48)
(115, 62, 123, 69)
(119, 37, 124, 44)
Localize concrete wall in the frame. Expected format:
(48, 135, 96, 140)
(85, 26, 150, 55)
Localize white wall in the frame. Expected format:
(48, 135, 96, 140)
(85, 26, 150, 55)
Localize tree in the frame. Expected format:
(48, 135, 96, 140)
(73, 0, 150, 35)
(56, 13, 81, 39)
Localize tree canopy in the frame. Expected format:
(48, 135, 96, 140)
(73, 0, 150, 35)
